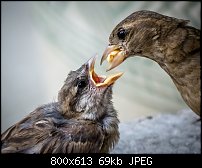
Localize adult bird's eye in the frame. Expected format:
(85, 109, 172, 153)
(117, 28, 126, 40)
(77, 79, 87, 89)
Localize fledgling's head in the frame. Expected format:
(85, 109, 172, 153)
(101, 10, 188, 70)
(58, 56, 123, 120)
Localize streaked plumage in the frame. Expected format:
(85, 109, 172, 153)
(101, 10, 200, 115)
(1, 56, 123, 153)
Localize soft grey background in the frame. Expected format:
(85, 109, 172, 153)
(112, 109, 200, 154)
(1, 1, 200, 133)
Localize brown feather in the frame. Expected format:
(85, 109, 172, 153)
(1, 58, 120, 153)
(107, 10, 200, 115)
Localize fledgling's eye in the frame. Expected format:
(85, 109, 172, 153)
(77, 79, 87, 89)
(117, 28, 126, 40)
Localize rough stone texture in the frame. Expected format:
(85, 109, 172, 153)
(111, 109, 201, 154)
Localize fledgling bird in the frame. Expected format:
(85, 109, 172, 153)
(101, 10, 200, 115)
(1, 56, 123, 153)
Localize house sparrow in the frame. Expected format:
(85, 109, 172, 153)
(101, 10, 200, 115)
(1, 56, 123, 153)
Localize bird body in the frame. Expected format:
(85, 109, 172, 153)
(1, 57, 123, 153)
(1, 103, 117, 153)
(101, 10, 200, 115)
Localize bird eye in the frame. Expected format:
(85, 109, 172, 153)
(77, 79, 87, 89)
(117, 28, 126, 40)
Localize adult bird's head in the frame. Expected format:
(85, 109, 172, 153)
(58, 56, 123, 120)
(101, 10, 189, 71)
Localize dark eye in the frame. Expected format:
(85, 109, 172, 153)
(77, 79, 87, 89)
(117, 28, 126, 40)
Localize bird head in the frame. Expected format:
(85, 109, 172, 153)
(58, 56, 123, 120)
(101, 10, 189, 71)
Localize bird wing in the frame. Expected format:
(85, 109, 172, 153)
(1, 113, 105, 153)
(39, 119, 105, 153)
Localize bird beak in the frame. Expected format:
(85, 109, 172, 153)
(100, 45, 127, 71)
(87, 56, 123, 87)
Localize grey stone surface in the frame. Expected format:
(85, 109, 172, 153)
(111, 109, 201, 154)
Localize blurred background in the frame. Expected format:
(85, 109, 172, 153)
(1, 1, 200, 132)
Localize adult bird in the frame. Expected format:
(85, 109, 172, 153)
(1, 56, 123, 153)
(101, 10, 200, 115)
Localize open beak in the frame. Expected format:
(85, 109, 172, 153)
(87, 56, 123, 87)
(100, 45, 127, 71)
